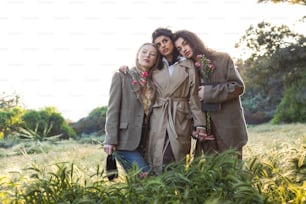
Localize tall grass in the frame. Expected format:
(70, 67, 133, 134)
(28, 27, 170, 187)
(0, 123, 305, 203)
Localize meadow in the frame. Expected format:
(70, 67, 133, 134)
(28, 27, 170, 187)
(0, 123, 305, 203)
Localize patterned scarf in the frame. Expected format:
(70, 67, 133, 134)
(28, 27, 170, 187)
(129, 67, 155, 116)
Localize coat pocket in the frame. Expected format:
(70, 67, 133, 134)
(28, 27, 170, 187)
(119, 122, 128, 129)
(175, 108, 192, 137)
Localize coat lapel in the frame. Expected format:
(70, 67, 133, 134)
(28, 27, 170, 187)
(153, 61, 189, 96)
(153, 66, 170, 95)
(126, 71, 143, 105)
(167, 63, 188, 95)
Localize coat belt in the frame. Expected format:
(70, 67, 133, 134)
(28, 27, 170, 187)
(157, 97, 187, 140)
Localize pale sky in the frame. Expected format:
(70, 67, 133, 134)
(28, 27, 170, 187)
(0, 0, 305, 121)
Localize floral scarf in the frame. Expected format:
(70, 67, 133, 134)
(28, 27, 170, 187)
(129, 67, 156, 116)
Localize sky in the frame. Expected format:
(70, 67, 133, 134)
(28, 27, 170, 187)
(0, 0, 305, 122)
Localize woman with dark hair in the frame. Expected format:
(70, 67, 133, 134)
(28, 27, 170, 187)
(174, 29, 248, 159)
(144, 28, 206, 174)
(104, 43, 162, 175)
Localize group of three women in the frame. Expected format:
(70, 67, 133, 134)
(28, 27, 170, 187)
(103, 28, 248, 176)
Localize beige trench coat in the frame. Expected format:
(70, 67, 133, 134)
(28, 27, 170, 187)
(146, 59, 205, 173)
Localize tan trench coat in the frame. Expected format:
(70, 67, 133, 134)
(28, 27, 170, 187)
(146, 59, 205, 173)
(200, 51, 248, 150)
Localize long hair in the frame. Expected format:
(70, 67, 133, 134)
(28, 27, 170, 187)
(174, 30, 214, 61)
(151, 27, 180, 65)
(134, 43, 160, 112)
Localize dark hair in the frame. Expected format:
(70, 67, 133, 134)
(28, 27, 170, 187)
(151, 27, 180, 65)
(152, 28, 173, 43)
(174, 30, 213, 61)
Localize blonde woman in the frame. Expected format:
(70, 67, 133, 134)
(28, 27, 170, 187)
(104, 43, 162, 174)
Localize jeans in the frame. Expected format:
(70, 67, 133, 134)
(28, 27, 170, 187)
(114, 150, 149, 173)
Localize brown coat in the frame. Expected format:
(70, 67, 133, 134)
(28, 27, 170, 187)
(146, 58, 205, 173)
(201, 51, 248, 149)
(104, 71, 145, 151)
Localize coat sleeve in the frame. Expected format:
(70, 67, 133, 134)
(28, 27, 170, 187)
(104, 72, 122, 145)
(203, 53, 245, 104)
(187, 62, 206, 127)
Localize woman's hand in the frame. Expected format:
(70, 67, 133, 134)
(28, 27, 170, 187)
(104, 144, 116, 155)
(198, 86, 204, 101)
(192, 126, 215, 142)
(119, 65, 129, 74)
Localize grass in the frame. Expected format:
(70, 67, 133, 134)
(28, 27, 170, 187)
(0, 140, 107, 179)
(0, 123, 305, 178)
(243, 123, 306, 159)
(0, 123, 305, 203)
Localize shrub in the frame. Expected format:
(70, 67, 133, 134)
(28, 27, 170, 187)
(21, 107, 76, 140)
(272, 76, 306, 123)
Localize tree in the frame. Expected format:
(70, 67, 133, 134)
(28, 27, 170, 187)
(71, 106, 107, 136)
(0, 92, 22, 110)
(0, 107, 25, 138)
(236, 22, 302, 60)
(21, 107, 76, 140)
(237, 21, 306, 123)
(257, 0, 306, 6)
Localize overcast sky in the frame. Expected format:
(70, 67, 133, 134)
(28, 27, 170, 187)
(0, 0, 305, 121)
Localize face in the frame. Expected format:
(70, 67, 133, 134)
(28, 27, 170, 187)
(175, 37, 194, 59)
(153, 35, 174, 57)
(137, 45, 158, 70)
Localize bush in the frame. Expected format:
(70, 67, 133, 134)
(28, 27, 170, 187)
(0, 107, 25, 138)
(272, 76, 306, 124)
(71, 106, 107, 136)
(21, 107, 76, 140)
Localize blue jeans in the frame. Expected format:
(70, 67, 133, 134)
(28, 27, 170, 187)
(114, 150, 149, 173)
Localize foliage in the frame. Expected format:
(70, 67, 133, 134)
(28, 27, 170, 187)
(0, 92, 22, 110)
(1, 124, 305, 203)
(257, 0, 306, 6)
(0, 134, 21, 149)
(21, 107, 76, 140)
(16, 123, 62, 142)
(245, 144, 306, 203)
(241, 87, 275, 124)
(71, 106, 107, 136)
(0, 107, 25, 138)
(237, 21, 306, 123)
(2, 150, 264, 204)
(237, 22, 303, 60)
(272, 73, 306, 123)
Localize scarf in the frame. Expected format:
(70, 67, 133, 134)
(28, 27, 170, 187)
(129, 67, 155, 116)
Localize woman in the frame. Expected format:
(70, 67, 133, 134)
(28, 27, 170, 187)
(104, 43, 162, 174)
(119, 28, 206, 174)
(146, 28, 205, 174)
(174, 30, 248, 159)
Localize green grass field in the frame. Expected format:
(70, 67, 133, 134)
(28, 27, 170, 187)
(0, 123, 305, 203)
(0, 123, 305, 178)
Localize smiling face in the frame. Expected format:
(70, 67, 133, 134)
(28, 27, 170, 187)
(137, 44, 158, 71)
(153, 35, 174, 59)
(174, 37, 194, 59)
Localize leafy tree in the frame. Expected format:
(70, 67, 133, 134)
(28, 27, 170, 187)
(71, 106, 107, 136)
(237, 22, 303, 60)
(0, 92, 22, 109)
(272, 66, 306, 123)
(21, 107, 76, 139)
(237, 22, 306, 123)
(257, 0, 306, 6)
(0, 107, 25, 138)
